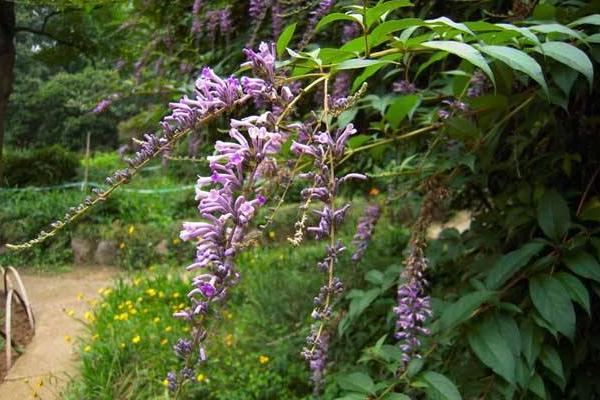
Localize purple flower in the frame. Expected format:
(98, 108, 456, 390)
(467, 71, 487, 97)
(351, 204, 380, 263)
(394, 244, 432, 367)
(249, 0, 264, 19)
(272, 1, 283, 40)
(299, 0, 336, 48)
(393, 80, 417, 94)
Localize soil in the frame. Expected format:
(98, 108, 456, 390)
(0, 294, 35, 383)
(0, 266, 118, 400)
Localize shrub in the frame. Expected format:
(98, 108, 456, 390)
(2, 145, 80, 187)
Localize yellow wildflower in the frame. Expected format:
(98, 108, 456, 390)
(65, 309, 75, 317)
(153, 317, 161, 324)
(131, 335, 141, 344)
(76, 292, 85, 301)
(92, 334, 100, 341)
(128, 225, 135, 235)
(162, 379, 169, 387)
(225, 334, 234, 347)
(130, 308, 138, 315)
(64, 335, 72, 343)
(172, 238, 181, 245)
(158, 291, 165, 298)
(259, 355, 270, 364)
(119, 342, 125, 349)
(196, 374, 206, 382)
(165, 326, 172, 333)
(172, 292, 180, 299)
(83, 345, 92, 353)
(84, 311, 95, 322)
(268, 231, 276, 239)
(146, 288, 157, 297)
(133, 278, 142, 286)
(160, 338, 168, 346)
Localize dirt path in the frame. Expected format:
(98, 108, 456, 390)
(0, 266, 119, 400)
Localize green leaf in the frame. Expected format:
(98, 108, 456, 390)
(536, 189, 570, 241)
(529, 24, 584, 42)
(478, 45, 548, 94)
(336, 58, 395, 70)
(540, 346, 565, 389)
(485, 241, 546, 290)
(337, 372, 375, 395)
(555, 272, 590, 314)
(569, 14, 600, 27)
(528, 373, 547, 399)
(529, 274, 575, 339)
(493, 313, 521, 356)
(563, 250, 600, 283)
(439, 290, 496, 331)
(385, 95, 421, 128)
(316, 13, 361, 31)
(417, 371, 462, 400)
(425, 17, 475, 37)
(579, 197, 600, 222)
(276, 23, 297, 58)
(347, 134, 372, 149)
(365, 0, 414, 29)
(415, 51, 448, 80)
(495, 23, 540, 46)
(534, 42, 594, 88)
(421, 41, 495, 86)
(468, 317, 516, 384)
(520, 319, 542, 367)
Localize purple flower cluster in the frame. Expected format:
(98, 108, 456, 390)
(332, 72, 351, 103)
(438, 99, 468, 120)
(394, 243, 432, 367)
(299, 0, 336, 49)
(91, 93, 120, 114)
(393, 80, 417, 94)
(293, 123, 366, 392)
(342, 22, 359, 43)
(351, 204, 380, 263)
(168, 42, 295, 392)
(249, 0, 265, 19)
(192, 0, 203, 35)
(467, 71, 487, 97)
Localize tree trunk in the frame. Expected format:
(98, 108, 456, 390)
(0, 1, 16, 184)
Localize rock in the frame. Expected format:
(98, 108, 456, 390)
(71, 238, 93, 265)
(94, 240, 117, 265)
(155, 239, 169, 256)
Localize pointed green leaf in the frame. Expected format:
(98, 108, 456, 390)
(468, 317, 516, 384)
(439, 290, 496, 331)
(478, 45, 548, 94)
(418, 371, 462, 400)
(529, 274, 575, 339)
(277, 23, 297, 58)
(386, 95, 421, 128)
(485, 241, 546, 290)
(540, 346, 565, 389)
(555, 272, 590, 314)
(421, 41, 495, 86)
(563, 250, 600, 283)
(336, 58, 395, 70)
(316, 13, 361, 31)
(365, 0, 414, 29)
(537, 189, 570, 241)
(425, 16, 475, 36)
(337, 372, 375, 395)
(530, 24, 584, 42)
(528, 373, 547, 399)
(569, 14, 600, 27)
(534, 42, 594, 88)
(520, 319, 542, 367)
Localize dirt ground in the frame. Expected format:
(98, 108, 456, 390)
(0, 266, 118, 400)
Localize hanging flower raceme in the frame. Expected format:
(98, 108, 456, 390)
(299, 0, 336, 49)
(293, 123, 366, 393)
(394, 241, 432, 366)
(168, 42, 295, 394)
(351, 204, 380, 263)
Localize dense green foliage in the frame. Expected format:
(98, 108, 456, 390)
(3, 0, 600, 399)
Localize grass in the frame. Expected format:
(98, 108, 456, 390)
(62, 212, 406, 399)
